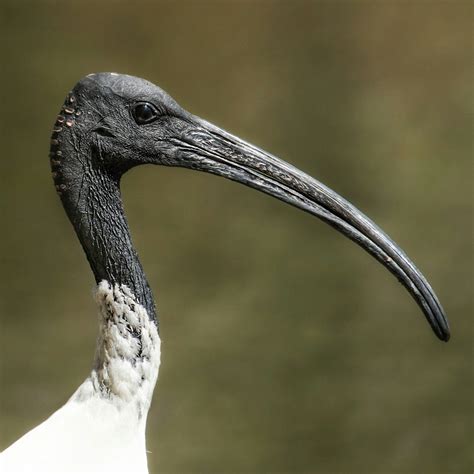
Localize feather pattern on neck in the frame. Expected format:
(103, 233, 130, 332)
(71, 281, 160, 417)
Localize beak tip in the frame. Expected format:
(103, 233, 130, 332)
(440, 329, 451, 343)
(435, 319, 450, 342)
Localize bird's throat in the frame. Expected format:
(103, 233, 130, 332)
(50, 102, 158, 326)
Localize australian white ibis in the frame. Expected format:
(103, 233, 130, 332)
(0, 73, 450, 473)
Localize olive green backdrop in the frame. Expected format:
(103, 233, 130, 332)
(1, 1, 472, 473)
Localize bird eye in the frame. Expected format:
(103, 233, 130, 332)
(132, 102, 159, 125)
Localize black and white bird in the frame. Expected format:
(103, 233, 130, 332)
(0, 73, 450, 473)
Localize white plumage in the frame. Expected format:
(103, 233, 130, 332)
(1, 281, 161, 473)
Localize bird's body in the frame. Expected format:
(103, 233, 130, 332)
(0, 73, 449, 473)
(1, 282, 160, 473)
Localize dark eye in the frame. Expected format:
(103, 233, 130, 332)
(132, 102, 159, 125)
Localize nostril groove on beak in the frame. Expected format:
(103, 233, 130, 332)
(95, 126, 115, 138)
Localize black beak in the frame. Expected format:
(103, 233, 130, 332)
(169, 115, 450, 341)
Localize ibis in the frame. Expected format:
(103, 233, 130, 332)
(0, 73, 450, 473)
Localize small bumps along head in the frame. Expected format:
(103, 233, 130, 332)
(50, 93, 79, 195)
(49, 72, 191, 198)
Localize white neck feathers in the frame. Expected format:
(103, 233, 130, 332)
(71, 281, 161, 417)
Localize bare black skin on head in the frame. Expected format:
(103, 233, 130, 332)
(50, 73, 450, 341)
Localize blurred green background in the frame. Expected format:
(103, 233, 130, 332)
(1, 1, 472, 473)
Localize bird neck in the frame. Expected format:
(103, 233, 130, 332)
(49, 94, 160, 417)
(51, 137, 158, 326)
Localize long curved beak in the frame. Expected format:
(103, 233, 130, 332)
(169, 115, 450, 341)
